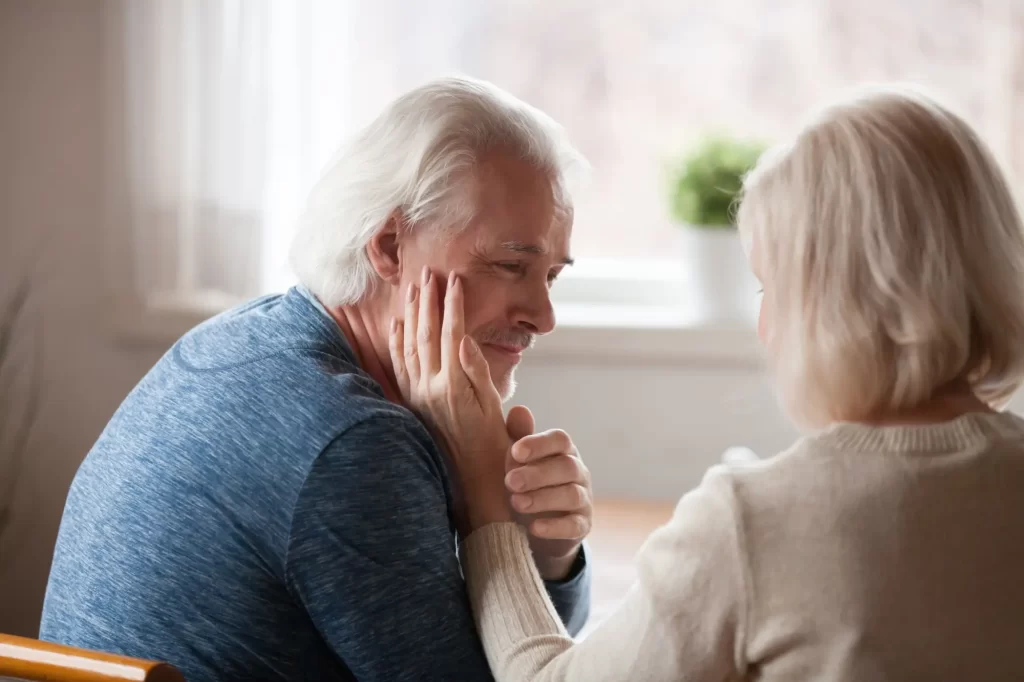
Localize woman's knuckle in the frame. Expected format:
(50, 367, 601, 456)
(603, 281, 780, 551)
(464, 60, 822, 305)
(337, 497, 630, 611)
(552, 429, 571, 447)
(517, 469, 533, 490)
(578, 460, 592, 484)
(572, 483, 588, 508)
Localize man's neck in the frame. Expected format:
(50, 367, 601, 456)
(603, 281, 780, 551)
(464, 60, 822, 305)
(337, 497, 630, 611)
(325, 302, 404, 405)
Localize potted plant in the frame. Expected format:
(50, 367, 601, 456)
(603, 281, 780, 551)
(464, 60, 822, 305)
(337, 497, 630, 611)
(669, 134, 766, 324)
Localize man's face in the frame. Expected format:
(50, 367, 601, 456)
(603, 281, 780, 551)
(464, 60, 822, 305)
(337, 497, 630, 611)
(398, 151, 573, 400)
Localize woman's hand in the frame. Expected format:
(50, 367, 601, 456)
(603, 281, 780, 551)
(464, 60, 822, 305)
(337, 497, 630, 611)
(388, 267, 513, 533)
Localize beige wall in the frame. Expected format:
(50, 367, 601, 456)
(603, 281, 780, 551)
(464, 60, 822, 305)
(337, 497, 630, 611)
(0, 0, 799, 637)
(0, 0, 168, 636)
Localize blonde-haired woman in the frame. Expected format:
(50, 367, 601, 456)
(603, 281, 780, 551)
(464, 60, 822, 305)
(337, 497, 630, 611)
(391, 85, 1024, 680)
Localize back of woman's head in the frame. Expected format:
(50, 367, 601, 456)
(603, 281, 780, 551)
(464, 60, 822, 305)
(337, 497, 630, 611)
(738, 85, 1024, 429)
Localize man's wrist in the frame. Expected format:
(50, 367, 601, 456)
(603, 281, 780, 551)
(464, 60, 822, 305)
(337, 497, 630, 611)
(457, 483, 514, 536)
(464, 504, 514, 532)
(532, 544, 581, 581)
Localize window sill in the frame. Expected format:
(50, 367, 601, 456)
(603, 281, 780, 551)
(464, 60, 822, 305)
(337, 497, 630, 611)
(533, 304, 762, 365)
(107, 292, 763, 365)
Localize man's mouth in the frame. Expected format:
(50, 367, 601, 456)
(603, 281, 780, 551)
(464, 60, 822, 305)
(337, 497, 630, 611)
(483, 343, 527, 360)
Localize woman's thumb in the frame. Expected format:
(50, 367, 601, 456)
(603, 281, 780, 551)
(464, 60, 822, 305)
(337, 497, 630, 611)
(459, 336, 499, 403)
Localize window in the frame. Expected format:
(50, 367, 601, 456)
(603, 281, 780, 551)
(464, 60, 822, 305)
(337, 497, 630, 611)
(111, 0, 1023, 334)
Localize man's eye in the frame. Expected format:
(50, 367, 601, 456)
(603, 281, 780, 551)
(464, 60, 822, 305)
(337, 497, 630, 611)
(498, 262, 526, 274)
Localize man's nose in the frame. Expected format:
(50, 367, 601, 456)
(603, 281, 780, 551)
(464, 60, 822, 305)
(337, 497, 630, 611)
(512, 284, 556, 336)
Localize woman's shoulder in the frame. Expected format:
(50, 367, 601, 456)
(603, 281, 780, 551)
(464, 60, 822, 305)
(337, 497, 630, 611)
(696, 410, 1024, 538)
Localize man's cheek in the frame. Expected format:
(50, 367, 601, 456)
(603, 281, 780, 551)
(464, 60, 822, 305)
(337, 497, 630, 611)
(433, 268, 478, 325)
(455, 273, 491, 329)
(428, 269, 448, 318)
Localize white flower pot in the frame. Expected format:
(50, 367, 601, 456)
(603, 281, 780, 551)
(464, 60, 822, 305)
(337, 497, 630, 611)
(678, 226, 760, 325)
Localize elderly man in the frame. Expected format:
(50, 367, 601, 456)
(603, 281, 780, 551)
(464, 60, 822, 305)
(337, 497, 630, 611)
(40, 76, 593, 681)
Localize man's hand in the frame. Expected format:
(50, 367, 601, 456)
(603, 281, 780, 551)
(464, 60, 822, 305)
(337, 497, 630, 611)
(504, 406, 593, 581)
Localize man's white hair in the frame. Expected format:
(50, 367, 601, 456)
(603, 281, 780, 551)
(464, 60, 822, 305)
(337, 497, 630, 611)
(289, 75, 586, 307)
(738, 84, 1024, 429)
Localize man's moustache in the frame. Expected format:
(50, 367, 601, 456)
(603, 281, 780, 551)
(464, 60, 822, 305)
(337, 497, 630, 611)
(476, 329, 535, 350)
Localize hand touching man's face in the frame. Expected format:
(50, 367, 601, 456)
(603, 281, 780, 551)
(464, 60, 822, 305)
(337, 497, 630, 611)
(388, 279, 593, 583)
(395, 149, 573, 400)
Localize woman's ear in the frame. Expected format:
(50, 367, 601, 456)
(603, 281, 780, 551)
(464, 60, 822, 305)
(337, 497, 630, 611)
(366, 212, 403, 285)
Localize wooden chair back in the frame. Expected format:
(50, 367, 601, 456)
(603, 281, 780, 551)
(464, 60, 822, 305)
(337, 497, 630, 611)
(0, 633, 185, 682)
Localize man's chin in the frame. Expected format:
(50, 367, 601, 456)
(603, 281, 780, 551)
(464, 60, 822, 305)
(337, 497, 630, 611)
(494, 369, 517, 403)
(481, 351, 518, 402)
(499, 381, 516, 403)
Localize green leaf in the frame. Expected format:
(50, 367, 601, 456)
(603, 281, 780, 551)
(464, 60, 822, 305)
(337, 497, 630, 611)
(668, 134, 768, 228)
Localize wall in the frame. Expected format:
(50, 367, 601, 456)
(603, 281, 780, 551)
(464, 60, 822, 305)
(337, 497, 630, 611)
(515, 358, 795, 500)
(0, 0, 168, 636)
(0, 0, 791, 637)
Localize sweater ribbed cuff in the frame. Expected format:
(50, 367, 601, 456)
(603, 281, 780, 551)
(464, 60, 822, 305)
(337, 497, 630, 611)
(462, 523, 569, 652)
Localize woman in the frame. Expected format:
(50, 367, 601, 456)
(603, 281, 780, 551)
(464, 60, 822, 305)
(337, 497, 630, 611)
(389, 85, 1024, 680)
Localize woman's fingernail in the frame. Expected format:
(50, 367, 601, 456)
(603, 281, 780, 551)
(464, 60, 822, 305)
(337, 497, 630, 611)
(421, 266, 430, 286)
(390, 317, 396, 334)
(466, 337, 480, 355)
(448, 271, 456, 290)
(407, 283, 415, 303)
(513, 494, 532, 511)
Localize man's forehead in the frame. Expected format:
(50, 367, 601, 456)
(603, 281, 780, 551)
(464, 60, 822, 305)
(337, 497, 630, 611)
(454, 182, 575, 265)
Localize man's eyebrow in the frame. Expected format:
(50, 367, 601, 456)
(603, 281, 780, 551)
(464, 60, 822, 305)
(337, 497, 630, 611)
(499, 241, 575, 266)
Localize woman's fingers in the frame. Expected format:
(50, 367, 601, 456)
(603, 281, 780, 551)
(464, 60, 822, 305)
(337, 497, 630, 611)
(418, 266, 441, 378)
(388, 318, 409, 399)
(402, 268, 498, 419)
(441, 273, 466, 380)
(459, 336, 501, 409)
(403, 281, 420, 387)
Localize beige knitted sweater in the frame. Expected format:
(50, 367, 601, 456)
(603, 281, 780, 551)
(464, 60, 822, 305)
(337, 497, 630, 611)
(462, 412, 1024, 681)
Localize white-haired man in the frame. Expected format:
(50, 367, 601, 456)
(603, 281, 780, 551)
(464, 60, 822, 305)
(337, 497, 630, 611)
(40, 77, 593, 681)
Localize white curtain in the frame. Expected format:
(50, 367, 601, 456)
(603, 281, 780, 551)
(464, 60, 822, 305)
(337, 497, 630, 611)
(109, 0, 354, 309)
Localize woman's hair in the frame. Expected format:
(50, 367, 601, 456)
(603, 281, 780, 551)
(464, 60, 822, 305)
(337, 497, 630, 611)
(289, 75, 586, 307)
(738, 84, 1024, 428)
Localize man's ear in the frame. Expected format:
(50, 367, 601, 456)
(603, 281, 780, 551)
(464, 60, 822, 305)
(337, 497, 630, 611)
(366, 212, 403, 285)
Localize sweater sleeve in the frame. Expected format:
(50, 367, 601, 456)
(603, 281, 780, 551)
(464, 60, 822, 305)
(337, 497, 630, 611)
(461, 466, 748, 682)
